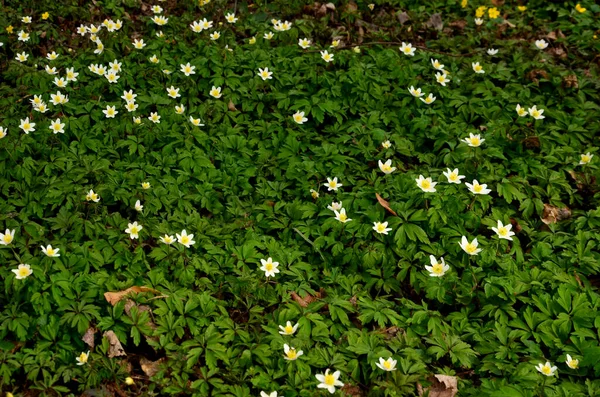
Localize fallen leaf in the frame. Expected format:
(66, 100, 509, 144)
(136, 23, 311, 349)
(425, 13, 443, 31)
(104, 286, 160, 306)
(562, 74, 578, 88)
(541, 204, 571, 225)
(325, 2, 335, 10)
(448, 20, 467, 31)
(341, 384, 363, 397)
(344, 1, 357, 13)
(418, 375, 458, 397)
(228, 100, 237, 111)
(103, 330, 126, 358)
(509, 218, 522, 233)
(290, 290, 322, 307)
(397, 11, 410, 25)
(140, 357, 165, 377)
(491, 0, 505, 5)
(82, 327, 97, 349)
(376, 193, 397, 216)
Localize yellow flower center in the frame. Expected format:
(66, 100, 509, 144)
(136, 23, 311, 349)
(181, 236, 190, 244)
(339, 213, 347, 222)
(324, 374, 335, 386)
(91, 194, 98, 200)
(382, 164, 391, 172)
(79, 353, 88, 362)
(582, 155, 590, 163)
(541, 366, 551, 375)
(47, 248, 55, 255)
(466, 243, 477, 254)
(421, 180, 431, 189)
(471, 138, 480, 145)
(498, 227, 508, 236)
(130, 226, 139, 234)
(432, 263, 444, 275)
(23, 123, 30, 129)
(284, 325, 293, 333)
(473, 184, 482, 193)
(383, 361, 391, 369)
(18, 267, 29, 277)
(286, 349, 297, 359)
(294, 115, 302, 122)
(376, 224, 385, 232)
(475, 65, 482, 71)
(532, 111, 540, 117)
(449, 173, 458, 181)
(265, 263, 273, 271)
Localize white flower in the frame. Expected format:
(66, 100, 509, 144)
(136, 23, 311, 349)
(334, 208, 352, 223)
(167, 86, 181, 99)
(121, 90, 137, 102)
(135, 200, 143, 212)
(535, 39, 548, 50)
(375, 357, 397, 371)
(46, 51, 59, 60)
(133, 38, 146, 49)
(160, 235, 175, 245)
(66, 67, 79, 81)
(125, 222, 143, 239)
(378, 159, 396, 174)
(86, 190, 100, 202)
(260, 392, 277, 397)
(327, 201, 343, 212)
(279, 321, 299, 335)
(49, 118, 65, 134)
(298, 38, 311, 49)
(528, 105, 545, 120)
(225, 13, 238, 23)
(462, 133, 484, 147)
(0, 127, 7, 139)
(293, 111, 308, 124)
(258, 67, 273, 81)
(53, 77, 68, 88)
(45, 65, 58, 75)
(41, 245, 60, 257)
(382, 140, 392, 149)
(175, 105, 185, 114)
(76, 351, 90, 366)
(260, 257, 280, 277)
(516, 104, 528, 117)
(535, 362, 557, 376)
(103, 106, 118, 118)
(459, 236, 482, 256)
(472, 62, 485, 74)
(22, 16, 32, 23)
(199, 18, 213, 30)
(565, 354, 579, 369)
(373, 222, 392, 235)
(189, 116, 204, 127)
(209, 86, 222, 98)
(475, 18, 484, 25)
(465, 179, 491, 195)
(109, 60, 122, 72)
(0, 229, 16, 245)
(264, 32, 274, 40)
(579, 152, 593, 165)
(18, 31, 30, 42)
(149, 112, 161, 123)
(125, 102, 139, 112)
(399, 42, 416, 56)
(105, 72, 120, 83)
(487, 48, 498, 56)
(425, 255, 449, 277)
(443, 168, 465, 184)
(180, 63, 196, 76)
(151, 5, 163, 13)
(324, 177, 342, 191)
(141, 182, 151, 190)
(420, 93, 436, 104)
(491, 220, 515, 241)
(33, 103, 49, 113)
(12, 264, 33, 279)
(408, 86, 424, 97)
(19, 117, 36, 134)
(151, 15, 168, 26)
(435, 72, 450, 86)
(431, 59, 444, 70)
(320, 50, 334, 63)
(177, 230, 195, 247)
(210, 31, 221, 40)
(416, 175, 437, 193)
(15, 52, 29, 62)
(283, 344, 303, 361)
(316, 369, 344, 394)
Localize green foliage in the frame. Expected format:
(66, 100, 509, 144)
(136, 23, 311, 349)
(0, 0, 600, 396)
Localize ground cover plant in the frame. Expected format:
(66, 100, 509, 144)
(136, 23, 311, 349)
(0, 0, 600, 395)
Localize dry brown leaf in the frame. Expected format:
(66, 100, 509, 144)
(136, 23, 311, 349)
(82, 327, 97, 349)
(448, 20, 467, 31)
(563, 74, 578, 88)
(491, 0, 505, 5)
(344, 1, 357, 13)
(500, 19, 515, 28)
(397, 11, 410, 24)
(325, 2, 336, 10)
(509, 218, 522, 234)
(341, 384, 363, 397)
(418, 375, 458, 397)
(228, 100, 237, 111)
(290, 290, 322, 307)
(376, 193, 397, 216)
(541, 203, 571, 225)
(104, 286, 160, 306)
(425, 13, 443, 31)
(523, 136, 540, 149)
(103, 330, 126, 358)
(140, 357, 165, 377)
